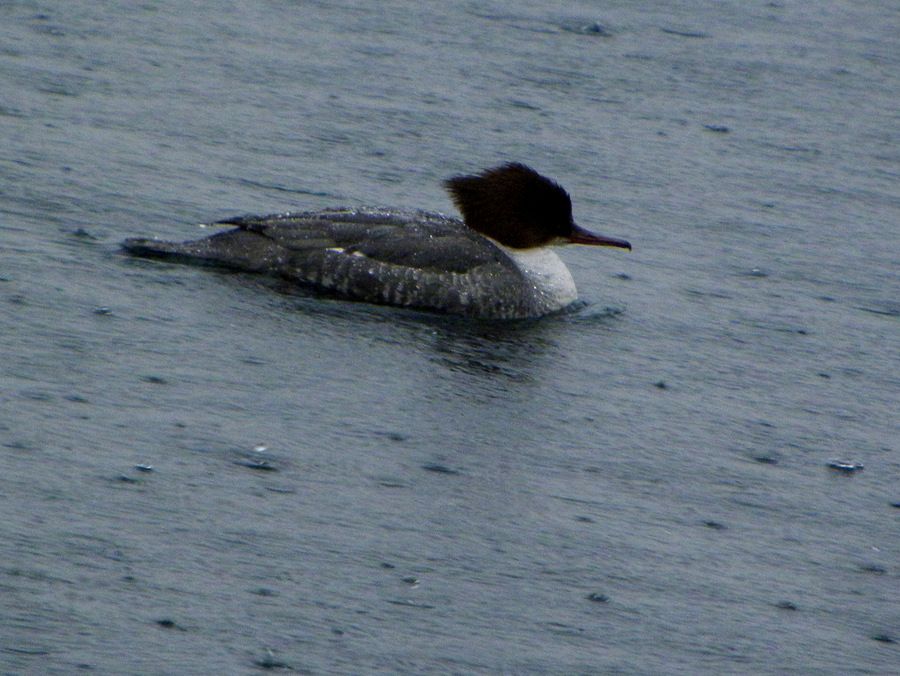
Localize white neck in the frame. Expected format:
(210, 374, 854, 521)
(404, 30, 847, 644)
(505, 245, 578, 313)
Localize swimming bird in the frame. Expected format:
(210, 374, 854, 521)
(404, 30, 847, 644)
(123, 163, 631, 319)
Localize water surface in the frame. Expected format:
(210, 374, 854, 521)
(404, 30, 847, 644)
(1, 1, 898, 673)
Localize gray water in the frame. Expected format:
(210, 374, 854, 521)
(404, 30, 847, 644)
(2, 1, 898, 673)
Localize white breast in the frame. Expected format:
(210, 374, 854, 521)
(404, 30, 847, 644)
(505, 246, 578, 313)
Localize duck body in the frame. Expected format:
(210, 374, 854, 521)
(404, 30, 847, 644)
(123, 164, 631, 319)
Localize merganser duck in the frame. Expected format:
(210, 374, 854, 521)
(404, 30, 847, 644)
(122, 163, 631, 319)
